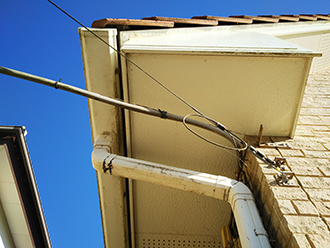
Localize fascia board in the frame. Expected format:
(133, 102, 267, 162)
(79, 28, 129, 248)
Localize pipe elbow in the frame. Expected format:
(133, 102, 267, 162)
(229, 181, 255, 207)
(91, 134, 116, 173)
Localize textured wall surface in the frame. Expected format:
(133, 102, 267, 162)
(244, 67, 330, 248)
(284, 32, 330, 73)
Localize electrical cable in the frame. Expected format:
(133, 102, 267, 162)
(46, 0, 248, 152)
(47, 0, 204, 117)
(1, 3, 293, 183)
(2, 64, 288, 181)
(183, 114, 247, 151)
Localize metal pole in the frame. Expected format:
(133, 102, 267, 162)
(0, 66, 237, 145)
(2, 65, 292, 178)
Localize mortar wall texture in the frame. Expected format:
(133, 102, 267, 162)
(244, 66, 330, 248)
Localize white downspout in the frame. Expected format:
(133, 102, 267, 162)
(92, 135, 271, 248)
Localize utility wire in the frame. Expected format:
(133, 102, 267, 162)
(46, 0, 249, 151)
(44, 0, 294, 182)
(1, 65, 293, 183)
(0, 66, 241, 150)
(45, 0, 291, 177)
(183, 114, 246, 151)
(0, 2, 293, 183)
(47, 0, 204, 117)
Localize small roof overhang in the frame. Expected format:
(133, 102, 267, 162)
(80, 20, 325, 248)
(0, 126, 51, 248)
(118, 28, 321, 138)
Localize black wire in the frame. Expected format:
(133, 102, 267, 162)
(183, 114, 247, 151)
(47, 0, 248, 153)
(47, 0, 204, 116)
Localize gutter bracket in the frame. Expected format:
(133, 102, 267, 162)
(274, 157, 295, 186)
(275, 170, 295, 186)
(102, 154, 117, 174)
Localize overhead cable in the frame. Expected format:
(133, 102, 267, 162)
(0, 66, 244, 150)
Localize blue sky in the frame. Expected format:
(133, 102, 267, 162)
(1, 0, 329, 247)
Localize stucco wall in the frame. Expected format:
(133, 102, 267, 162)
(244, 67, 330, 248)
(283, 32, 330, 73)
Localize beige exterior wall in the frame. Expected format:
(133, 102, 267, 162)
(283, 32, 330, 73)
(244, 67, 330, 248)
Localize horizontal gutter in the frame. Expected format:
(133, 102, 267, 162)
(92, 135, 271, 248)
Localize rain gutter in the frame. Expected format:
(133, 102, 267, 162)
(92, 135, 271, 248)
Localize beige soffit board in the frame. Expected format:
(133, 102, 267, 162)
(117, 28, 317, 248)
(120, 29, 320, 138)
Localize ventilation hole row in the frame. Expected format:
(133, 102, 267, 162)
(142, 239, 221, 248)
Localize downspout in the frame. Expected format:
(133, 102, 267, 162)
(92, 135, 271, 248)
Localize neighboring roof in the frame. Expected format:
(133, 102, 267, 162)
(0, 126, 51, 248)
(92, 14, 330, 30)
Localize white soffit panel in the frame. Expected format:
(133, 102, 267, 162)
(0, 145, 33, 248)
(121, 31, 321, 56)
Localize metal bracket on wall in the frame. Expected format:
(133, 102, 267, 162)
(273, 157, 295, 186)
